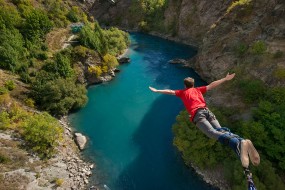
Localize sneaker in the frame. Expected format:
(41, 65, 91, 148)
(246, 140, 260, 166)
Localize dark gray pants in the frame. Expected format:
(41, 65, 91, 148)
(193, 108, 243, 157)
(193, 108, 226, 140)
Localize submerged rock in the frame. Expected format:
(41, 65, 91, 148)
(118, 57, 130, 64)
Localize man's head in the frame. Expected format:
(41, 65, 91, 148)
(184, 77, 194, 88)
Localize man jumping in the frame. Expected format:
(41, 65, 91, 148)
(149, 73, 260, 169)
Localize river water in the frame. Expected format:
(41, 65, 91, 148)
(69, 33, 217, 190)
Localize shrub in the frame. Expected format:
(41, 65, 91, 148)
(0, 1, 21, 29)
(55, 178, 64, 187)
(138, 21, 149, 32)
(43, 0, 69, 28)
(19, 72, 31, 83)
(42, 53, 74, 78)
(66, 6, 79, 22)
(32, 78, 88, 116)
(0, 28, 25, 72)
(5, 80, 16, 91)
(103, 27, 130, 56)
(238, 79, 266, 103)
(234, 43, 248, 57)
(73, 45, 88, 58)
(103, 54, 119, 69)
(35, 52, 48, 60)
(0, 111, 10, 130)
(0, 87, 8, 95)
(250, 40, 266, 55)
(88, 65, 102, 77)
(24, 98, 35, 108)
(22, 9, 53, 41)
(274, 68, 285, 80)
(21, 112, 63, 158)
(79, 22, 108, 55)
(41, 44, 48, 51)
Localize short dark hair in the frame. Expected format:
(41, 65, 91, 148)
(184, 77, 194, 88)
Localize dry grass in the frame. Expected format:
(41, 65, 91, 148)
(45, 28, 71, 53)
(0, 143, 28, 172)
(0, 173, 29, 190)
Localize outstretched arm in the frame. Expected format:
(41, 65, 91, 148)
(206, 73, 235, 91)
(149, 86, 176, 95)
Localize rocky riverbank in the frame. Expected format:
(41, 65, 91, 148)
(0, 116, 93, 190)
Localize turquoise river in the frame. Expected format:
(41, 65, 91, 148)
(69, 33, 218, 190)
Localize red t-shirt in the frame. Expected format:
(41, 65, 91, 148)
(175, 86, 207, 121)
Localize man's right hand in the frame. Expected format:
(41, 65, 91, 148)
(149, 86, 157, 92)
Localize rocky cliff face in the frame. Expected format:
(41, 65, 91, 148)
(88, 0, 285, 83)
(195, 0, 285, 82)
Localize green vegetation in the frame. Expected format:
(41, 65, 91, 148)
(22, 9, 53, 42)
(237, 79, 266, 103)
(227, 0, 252, 14)
(79, 22, 108, 55)
(0, 0, 129, 163)
(0, 28, 26, 72)
(43, 52, 74, 79)
(129, 0, 168, 32)
(0, 94, 62, 159)
(32, 78, 87, 116)
(234, 43, 248, 57)
(173, 77, 285, 189)
(234, 40, 267, 57)
(103, 27, 130, 56)
(0, 87, 8, 95)
(250, 40, 266, 55)
(21, 112, 63, 158)
(4, 80, 16, 91)
(0, 0, 129, 117)
(55, 178, 64, 187)
(274, 68, 285, 80)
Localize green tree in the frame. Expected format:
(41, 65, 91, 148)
(238, 79, 266, 103)
(103, 27, 130, 56)
(0, 1, 21, 29)
(43, 0, 69, 27)
(43, 53, 74, 78)
(21, 112, 63, 158)
(172, 110, 228, 168)
(103, 54, 119, 69)
(66, 6, 80, 22)
(22, 9, 53, 41)
(0, 28, 26, 72)
(79, 22, 108, 55)
(33, 78, 87, 116)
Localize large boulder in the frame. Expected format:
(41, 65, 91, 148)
(74, 133, 87, 150)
